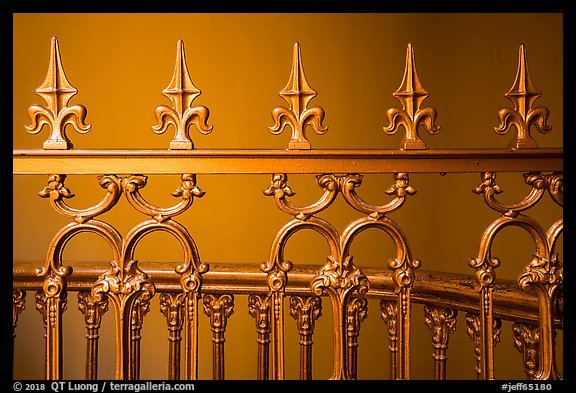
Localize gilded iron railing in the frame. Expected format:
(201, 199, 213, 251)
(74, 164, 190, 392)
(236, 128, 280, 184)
(12, 37, 563, 381)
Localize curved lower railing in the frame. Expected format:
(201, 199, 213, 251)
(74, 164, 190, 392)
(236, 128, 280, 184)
(12, 260, 563, 381)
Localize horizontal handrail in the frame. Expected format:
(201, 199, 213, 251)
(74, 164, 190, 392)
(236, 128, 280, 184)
(12, 260, 563, 328)
(13, 148, 563, 175)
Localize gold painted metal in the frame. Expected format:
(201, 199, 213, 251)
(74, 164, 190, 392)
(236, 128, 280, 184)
(77, 291, 109, 380)
(289, 295, 322, 380)
(13, 37, 565, 382)
(91, 259, 155, 380)
(495, 45, 551, 150)
(424, 305, 457, 380)
(248, 294, 272, 380)
(152, 40, 212, 150)
(12, 291, 26, 351)
(15, 258, 563, 380)
(16, 262, 558, 326)
(129, 294, 151, 380)
(35, 173, 207, 380)
(471, 170, 562, 380)
(264, 172, 418, 380)
(34, 289, 67, 379)
(13, 148, 563, 175)
(465, 313, 502, 380)
(346, 297, 368, 379)
(159, 292, 185, 380)
(202, 294, 235, 380)
(513, 323, 540, 380)
(25, 37, 91, 150)
(269, 43, 328, 150)
(380, 300, 399, 380)
(383, 43, 440, 150)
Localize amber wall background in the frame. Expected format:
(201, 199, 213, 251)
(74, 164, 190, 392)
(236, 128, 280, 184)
(13, 13, 563, 380)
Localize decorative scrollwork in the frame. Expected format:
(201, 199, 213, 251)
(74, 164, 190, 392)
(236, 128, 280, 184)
(91, 260, 155, 306)
(248, 294, 272, 335)
(78, 291, 109, 329)
(495, 44, 551, 150)
(546, 172, 563, 207)
(13, 291, 27, 339)
(512, 323, 540, 379)
(269, 42, 328, 150)
(35, 289, 68, 327)
(383, 43, 440, 150)
(346, 297, 368, 339)
(39, 174, 122, 223)
(263, 173, 339, 220)
(152, 40, 212, 150)
(160, 292, 185, 333)
(123, 174, 205, 222)
(289, 296, 323, 338)
(203, 294, 235, 337)
(312, 256, 369, 302)
(518, 253, 562, 297)
(468, 255, 501, 291)
(473, 172, 548, 216)
(424, 305, 458, 379)
(341, 173, 416, 219)
(262, 217, 340, 293)
(465, 313, 502, 379)
(25, 37, 91, 150)
(424, 305, 457, 350)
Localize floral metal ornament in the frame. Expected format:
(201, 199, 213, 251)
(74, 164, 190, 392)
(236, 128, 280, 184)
(25, 37, 91, 150)
(269, 42, 328, 150)
(384, 43, 440, 150)
(495, 44, 551, 149)
(153, 40, 213, 149)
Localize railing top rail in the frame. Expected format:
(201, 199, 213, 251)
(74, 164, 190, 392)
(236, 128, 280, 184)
(13, 147, 563, 175)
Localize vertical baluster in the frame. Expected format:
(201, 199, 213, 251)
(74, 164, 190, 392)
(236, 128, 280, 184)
(36, 278, 67, 380)
(78, 291, 109, 380)
(423, 305, 457, 380)
(248, 294, 272, 380)
(13, 291, 27, 350)
(289, 296, 322, 380)
(184, 292, 200, 380)
(396, 287, 413, 379)
(346, 297, 367, 379)
(203, 294, 235, 380)
(465, 312, 502, 379)
(130, 294, 150, 380)
(159, 293, 185, 380)
(380, 300, 398, 379)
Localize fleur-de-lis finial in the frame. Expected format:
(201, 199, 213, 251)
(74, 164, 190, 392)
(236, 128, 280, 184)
(152, 39, 212, 150)
(269, 42, 328, 150)
(495, 44, 551, 149)
(25, 37, 91, 149)
(383, 43, 440, 150)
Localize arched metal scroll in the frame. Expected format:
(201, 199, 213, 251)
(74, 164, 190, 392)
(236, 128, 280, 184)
(36, 173, 207, 380)
(470, 171, 562, 380)
(263, 172, 419, 379)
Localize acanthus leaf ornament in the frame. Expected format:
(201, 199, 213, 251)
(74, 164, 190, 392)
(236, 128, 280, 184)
(25, 37, 91, 150)
(153, 39, 213, 150)
(383, 43, 440, 150)
(495, 44, 551, 150)
(269, 42, 328, 150)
